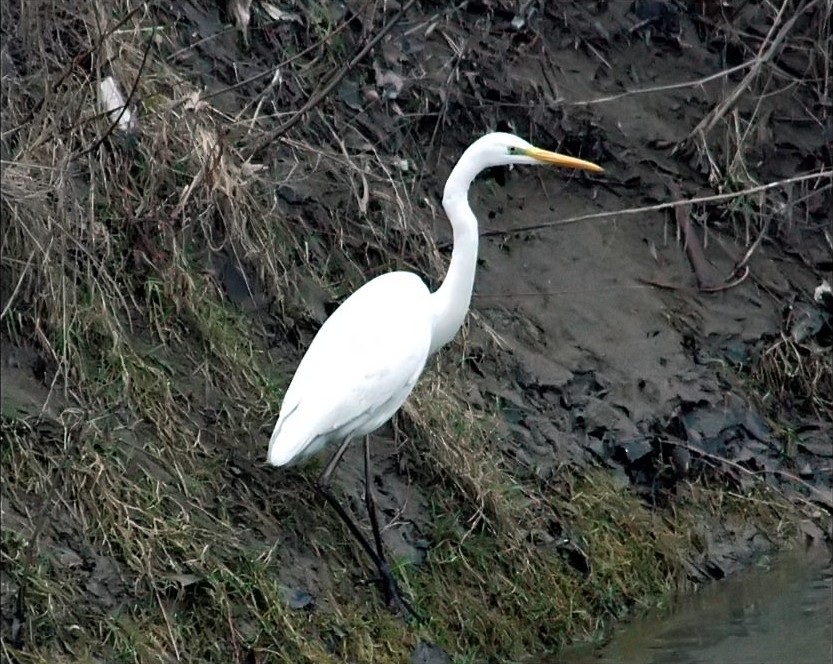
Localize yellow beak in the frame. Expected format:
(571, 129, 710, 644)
(524, 147, 604, 173)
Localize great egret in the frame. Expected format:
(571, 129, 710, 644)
(268, 132, 603, 616)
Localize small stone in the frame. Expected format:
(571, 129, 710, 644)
(281, 586, 314, 610)
(411, 640, 450, 664)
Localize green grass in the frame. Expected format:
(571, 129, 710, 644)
(0, 392, 798, 663)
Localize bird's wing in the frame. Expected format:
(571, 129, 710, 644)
(268, 272, 433, 465)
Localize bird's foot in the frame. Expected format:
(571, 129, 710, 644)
(374, 561, 421, 624)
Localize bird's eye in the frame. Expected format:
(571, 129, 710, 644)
(507, 146, 519, 155)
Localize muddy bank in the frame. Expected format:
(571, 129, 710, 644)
(2, 1, 831, 662)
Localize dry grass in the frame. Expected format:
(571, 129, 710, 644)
(753, 334, 833, 419)
(0, 3, 440, 660)
(403, 374, 527, 535)
(672, 0, 832, 417)
(684, 0, 832, 247)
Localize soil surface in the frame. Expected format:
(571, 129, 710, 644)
(2, 0, 831, 661)
(286, 0, 833, 579)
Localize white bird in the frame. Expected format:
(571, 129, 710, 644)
(267, 132, 603, 616)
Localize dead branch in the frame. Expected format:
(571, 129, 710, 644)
(249, 0, 417, 155)
(480, 170, 833, 238)
(689, 0, 819, 138)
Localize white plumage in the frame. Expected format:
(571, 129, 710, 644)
(267, 132, 603, 469)
(268, 272, 432, 466)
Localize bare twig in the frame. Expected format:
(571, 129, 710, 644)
(76, 26, 156, 158)
(689, 0, 819, 138)
(0, 247, 36, 321)
(638, 265, 750, 294)
(666, 439, 833, 513)
(191, 17, 354, 105)
(413, 48, 465, 195)
(249, 0, 417, 154)
(1, 4, 143, 140)
(669, 182, 719, 289)
(564, 61, 752, 107)
(732, 211, 772, 276)
(480, 170, 833, 238)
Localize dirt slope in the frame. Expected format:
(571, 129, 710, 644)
(2, 1, 831, 662)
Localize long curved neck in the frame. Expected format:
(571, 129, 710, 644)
(429, 153, 483, 354)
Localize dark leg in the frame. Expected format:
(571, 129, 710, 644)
(314, 484, 389, 577)
(363, 436, 385, 559)
(313, 437, 418, 621)
(316, 437, 382, 570)
(361, 437, 419, 620)
(320, 436, 353, 486)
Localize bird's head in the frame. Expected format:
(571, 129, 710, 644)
(465, 131, 604, 173)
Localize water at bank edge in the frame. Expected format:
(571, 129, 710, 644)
(552, 546, 832, 664)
